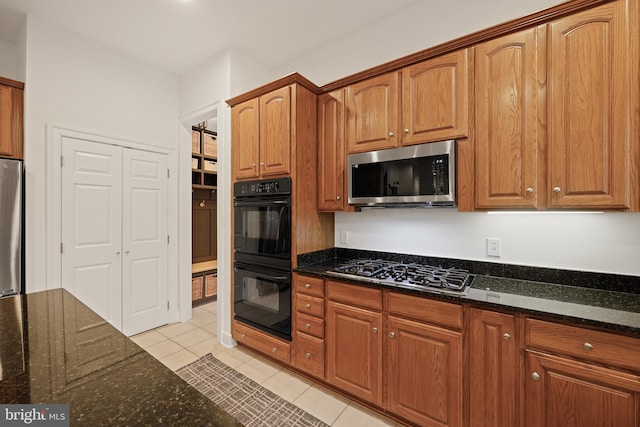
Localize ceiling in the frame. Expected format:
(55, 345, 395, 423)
(0, 0, 424, 75)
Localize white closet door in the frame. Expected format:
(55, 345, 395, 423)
(121, 148, 168, 336)
(61, 137, 123, 329)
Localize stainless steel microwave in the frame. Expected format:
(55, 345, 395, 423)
(348, 140, 456, 207)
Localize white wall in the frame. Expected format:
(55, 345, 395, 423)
(23, 15, 180, 293)
(272, 0, 566, 85)
(178, 47, 271, 346)
(0, 39, 20, 80)
(335, 210, 640, 276)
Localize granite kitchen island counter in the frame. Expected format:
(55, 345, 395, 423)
(0, 289, 242, 427)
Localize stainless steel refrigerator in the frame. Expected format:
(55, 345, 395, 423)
(0, 158, 22, 297)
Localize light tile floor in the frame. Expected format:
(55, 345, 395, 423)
(131, 300, 402, 427)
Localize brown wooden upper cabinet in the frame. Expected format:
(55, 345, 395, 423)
(317, 89, 350, 212)
(402, 49, 470, 146)
(346, 72, 399, 154)
(346, 49, 470, 154)
(475, 0, 635, 210)
(0, 79, 24, 160)
(547, 0, 631, 209)
(232, 86, 291, 180)
(475, 27, 544, 209)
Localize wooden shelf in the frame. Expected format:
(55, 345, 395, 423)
(192, 127, 218, 189)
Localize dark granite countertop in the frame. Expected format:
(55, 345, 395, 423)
(296, 248, 640, 336)
(0, 289, 242, 427)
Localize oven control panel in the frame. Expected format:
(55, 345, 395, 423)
(234, 177, 292, 196)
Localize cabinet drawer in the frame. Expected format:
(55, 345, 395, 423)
(294, 333, 325, 379)
(295, 275, 325, 298)
(385, 291, 463, 330)
(525, 318, 640, 372)
(296, 312, 325, 339)
(233, 321, 291, 364)
(296, 294, 324, 318)
(326, 281, 382, 310)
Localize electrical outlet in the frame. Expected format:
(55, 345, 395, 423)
(340, 231, 349, 244)
(487, 238, 501, 257)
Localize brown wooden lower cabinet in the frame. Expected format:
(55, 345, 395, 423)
(253, 278, 640, 427)
(325, 300, 383, 405)
(469, 308, 518, 427)
(386, 315, 463, 427)
(233, 321, 291, 364)
(525, 350, 640, 427)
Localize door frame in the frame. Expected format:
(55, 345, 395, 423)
(45, 124, 179, 324)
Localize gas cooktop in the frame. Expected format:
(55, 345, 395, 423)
(326, 258, 472, 296)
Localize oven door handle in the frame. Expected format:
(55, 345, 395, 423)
(234, 199, 289, 207)
(234, 266, 289, 282)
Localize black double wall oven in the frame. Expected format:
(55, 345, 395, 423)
(233, 177, 292, 341)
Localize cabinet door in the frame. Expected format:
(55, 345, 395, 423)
(346, 72, 399, 153)
(386, 315, 463, 427)
(469, 309, 518, 427)
(475, 27, 544, 208)
(317, 90, 346, 211)
(525, 351, 640, 427)
(192, 191, 217, 263)
(0, 84, 23, 159)
(547, 1, 630, 208)
(232, 98, 260, 180)
(326, 301, 382, 405)
(259, 86, 291, 177)
(402, 49, 469, 145)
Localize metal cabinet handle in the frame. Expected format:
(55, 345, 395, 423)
(305, 283, 311, 289)
(305, 353, 311, 359)
(372, 327, 378, 334)
(503, 333, 511, 342)
(116, 251, 121, 255)
(336, 195, 341, 200)
(526, 188, 534, 194)
(583, 342, 593, 352)
(389, 332, 395, 338)
(272, 347, 277, 353)
(251, 163, 256, 168)
(305, 323, 311, 329)
(125, 250, 130, 254)
(553, 186, 561, 193)
(260, 162, 265, 166)
(389, 132, 395, 137)
(305, 303, 311, 309)
(531, 372, 540, 381)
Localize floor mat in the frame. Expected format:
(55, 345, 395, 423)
(177, 353, 329, 427)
